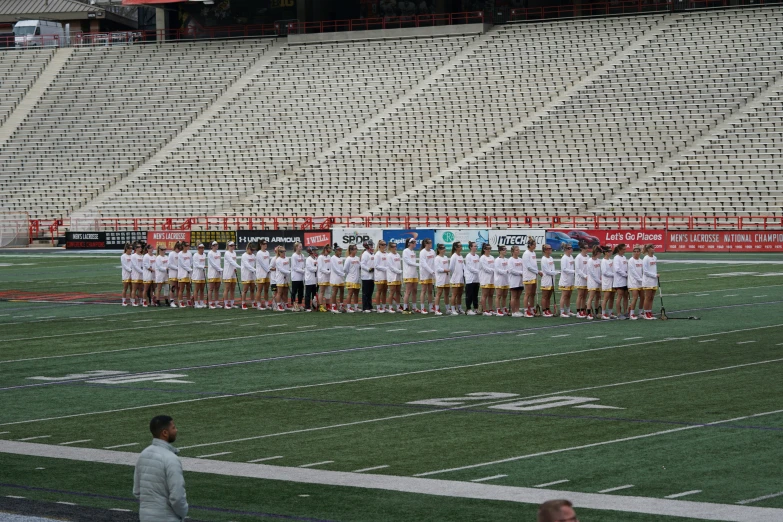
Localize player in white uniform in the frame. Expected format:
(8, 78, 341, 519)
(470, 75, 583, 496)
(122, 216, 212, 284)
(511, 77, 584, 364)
(359, 241, 375, 313)
(612, 244, 629, 319)
(343, 245, 362, 313)
(240, 244, 257, 310)
(494, 245, 510, 316)
(154, 245, 169, 307)
(254, 239, 271, 310)
(586, 246, 603, 320)
(222, 241, 240, 309)
(479, 243, 495, 316)
(464, 242, 480, 315)
(522, 238, 541, 318)
(121, 243, 133, 306)
(304, 246, 319, 312)
(142, 244, 155, 307)
(207, 242, 223, 309)
(627, 245, 644, 320)
(192, 244, 206, 309)
(540, 245, 559, 318)
(558, 244, 576, 318)
(418, 239, 435, 314)
(373, 241, 389, 312)
(317, 244, 332, 312)
(290, 242, 306, 312)
(433, 244, 451, 315)
(574, 242, 591, 318)
(508, 246, 524, 317)
(641, 244, 659, 320)
(386, 242, 403, 313)
(177, 242, 193, 308)
(600, 247, 615, 320)
(401, 238, 419, 314)
(130, 243, 144, 307)
(167, 242, 180, 307)
(270, 245, 291, 312)
(329, 246, 345, 313)
(448, 241, 464, 316)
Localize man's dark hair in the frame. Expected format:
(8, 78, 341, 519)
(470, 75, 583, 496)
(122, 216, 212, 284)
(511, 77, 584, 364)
(149, 415, 173, 437)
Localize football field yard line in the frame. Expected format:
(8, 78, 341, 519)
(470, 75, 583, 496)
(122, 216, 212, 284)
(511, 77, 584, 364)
(471, 474, 506, 482)
(59, 439, 91, 446)
(666, 490, 703, 499)
(534, 479, 569, 487)
(3, 327, 783, 428)
(413, 408, 783, 477)
(103, 443, 138, 449)
(0, 441, 781, 522)
(299, 461, 334, 468)
(248, 456, 283, 463)
(353, 465, 390, 473)
(600, 484, 635, 493)
(737, 491, 783, 505)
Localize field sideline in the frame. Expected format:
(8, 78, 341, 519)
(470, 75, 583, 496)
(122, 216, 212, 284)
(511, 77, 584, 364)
(0, 251, 782, 522)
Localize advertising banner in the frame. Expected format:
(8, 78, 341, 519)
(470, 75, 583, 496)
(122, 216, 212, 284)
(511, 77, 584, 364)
(548, 229, 666, 251)
(666, 230, 783, 252)
(66, 231, 147, 249)
(382, 229, 435, 250)
(333, 228, 384, 250)
(433, 229, 487, 249)
(146, 230, 191, 250)
(236, 230, 332, 251)
(190, 230, 237, 250)
(486, 229, 546, 251)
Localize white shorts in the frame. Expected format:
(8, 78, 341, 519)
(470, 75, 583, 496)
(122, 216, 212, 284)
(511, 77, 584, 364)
(131, 270, 143, 283)
(168, 269, 179, 282)
(642, 277, 658, 289)
(122, 270, 132, 282)
(241, 270, 256, 283)
(628, 279, 643, 291)
(575, 275, 587, 288)
(192, 268, 206, 283)
(155, 270, 168, 284)
(602, 278, 614, 292)
(177, 269, 190, 281)
(143, 270, 154, 283)
(223, 270, 237, 282)
(588, 280, 600, 291)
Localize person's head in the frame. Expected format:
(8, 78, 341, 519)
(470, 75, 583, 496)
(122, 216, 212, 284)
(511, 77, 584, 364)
(537, 499, 577, 522)
(451, 241, 462, 255)
(157, 245, 167, 256)
(542, 244, 552, 257)
(145, 244, 154, 254)
(468, 241, 477, 254)
(322, 243, 332, 256)
(149, 415, 178, 444)
(306, 246, 318, 257)
(511, 245, 520, 258)
(422, 238, 432, 251)
(197, 243, 204, 254)
(227, 241, 236, 252)
(603, 246, 612, 259)
(436, 243, 446, 256)
(124, 242, 132, 254)
(592, 245, 602, 258)
(294, 241, 302, 254)
(334, 246, 343, 257)
(377, 240, 387, 253)
(173, 242, 181, 252)
(644, 243, 656, 256)
(181, 242, 189, 252)
(348, 244, 358, 257)
(362, 240, 374, 253)
(211, 241, 218, 252)
(246, 244, 254, 254)
(134, 243, 142, 254)
(580, 241, 590, 254)
(527, 238, 536, 251)
(275, 245, 285, 257)
(613, 243, 626, 256)
(389, 241, 397, 253)
(481, 243, 491, 256)
(259, 239, 268, 251)
(497, 245, 507, 258)
(564, 244, 573, 256)
(406, 238, 416, 250)
(632, 245, 642, 259)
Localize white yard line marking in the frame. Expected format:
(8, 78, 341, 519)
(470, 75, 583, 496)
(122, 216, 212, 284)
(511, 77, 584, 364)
(599, 484, 635, 493)
(110, 508, 132, 512)
(38, 316, 56, 319)
(1, 441, 782, 520)
(737, 491, 783, 505)
(724, 295, 738, 297)
(698, 339, 717, 343)
(240, 323, 258, 327)
(248, 456, 284, 463)
(753, 295, 768, 298)
(353, 465, 390, 473)
(695, 294, 710, 297)
(666, 490, 702, 499)
(453, 331, 470, 334)
(471, 474, 507, 483)
(356, 327, 376, 331)
(414, 409, 783, 477)
(624, 337, 643, 341)
(387, 328, 406, 332)
(551, 334, 570, 338)
(17, 435, 50, 441)
(517, 333, 536, 337)
(56, 501, 76, 506)
(59, 439, 91, 446)
(587, 335, 606, 339)
(6, 326, 783, 429)
(132, 319, 153, 323)
(737, 341, 757, 345)
(419, 330, 438, 333)
(535, 479, 569, 488)
(298, 461, 334, 468)
(6, 496, 25, 499)
(267, 324, 287, 328)
(196, 451, 232, 459)
(82, 318, 104, 321)
(103, 443, 138, 449)
(297, 325, 317, 329)
(0, 431, 9, 435)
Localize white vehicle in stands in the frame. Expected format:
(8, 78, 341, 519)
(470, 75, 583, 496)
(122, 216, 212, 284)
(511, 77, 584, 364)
(14, 20, 64, 48)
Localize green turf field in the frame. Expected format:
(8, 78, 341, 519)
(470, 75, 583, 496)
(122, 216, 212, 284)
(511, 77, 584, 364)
(1, 251, 782, 521)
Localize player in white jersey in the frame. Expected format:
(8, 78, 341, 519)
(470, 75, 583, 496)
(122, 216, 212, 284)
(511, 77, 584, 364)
(600, 247, 615, 320)
(304, 246, 319, 312)
(290, 242, 306, 312)
(154, 245, 169, 306)
(612, 244, 629, 319)
(448, 241, 465, 316)
(433, 244, 451, 315)
(627, 245, 644, 320)
(478, 243, 495, 316)
(130, 243, 144, 306)
(270, 245, 291, 312)
(586, 246, 603, 320)
(167, 242, 180, 306)
(418, 238, 435, 314)
(373, 241, 389, 312)
(317, 244, 332, 312)
(222, 241, 240, 309)
(574, 242, 591, 318)
(540, 245, 559, 318)
(641, 244, 659, 320)
(121, 243, 133, 306)
(508, 246, 524, 317)
(142, 244, 155, 307)
(192, 244, 207, 309)
(494, 245, 510, 316)
(360, 241, 375, 313)
(207, 241, 223, 309)
(386, 242, 403, 313)
(240, 244, 257, 310)
(522, 238, 541, 318)
(177, 242, 193, 308)
(558, 244, 576, 318)
(463, 242, 480, 315)
(401, 238, 419, 314)
(254, 239, 271, 309)
(343, 245, 362, 313)
(329, 246, 345, 313)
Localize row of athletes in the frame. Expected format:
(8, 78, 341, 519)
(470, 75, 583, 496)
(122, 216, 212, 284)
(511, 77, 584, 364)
(120, 237, 660, 319)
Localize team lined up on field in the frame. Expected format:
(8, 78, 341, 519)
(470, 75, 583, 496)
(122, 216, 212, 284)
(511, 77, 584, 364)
(121, 237, 660, 320)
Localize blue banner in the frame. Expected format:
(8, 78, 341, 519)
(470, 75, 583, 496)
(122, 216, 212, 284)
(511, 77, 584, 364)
(383, 229, 435, 250)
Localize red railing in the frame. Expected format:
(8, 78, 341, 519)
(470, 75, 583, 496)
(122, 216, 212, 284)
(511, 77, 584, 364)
(508, 0, 777, 21)
(288, 11, 484, 34)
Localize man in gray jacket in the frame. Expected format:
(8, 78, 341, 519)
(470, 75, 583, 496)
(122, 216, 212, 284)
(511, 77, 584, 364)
(133, 415, 188, 522)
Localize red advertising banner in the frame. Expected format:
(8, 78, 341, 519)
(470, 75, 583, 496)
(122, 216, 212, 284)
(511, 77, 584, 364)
(666, 230, 783, 252)
(549, 229, 667, 251)
(304, 231, 331, 248)
(146, 230, 191, 250)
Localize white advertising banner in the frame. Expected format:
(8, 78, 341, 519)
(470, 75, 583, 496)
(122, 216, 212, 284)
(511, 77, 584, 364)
(331, 228, 384, 250)
(486, 229, 546, 251)
(433, 229, 488, 249)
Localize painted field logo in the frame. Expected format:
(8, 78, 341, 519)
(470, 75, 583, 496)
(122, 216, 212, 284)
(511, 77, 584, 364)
(443, 232, 455, 243)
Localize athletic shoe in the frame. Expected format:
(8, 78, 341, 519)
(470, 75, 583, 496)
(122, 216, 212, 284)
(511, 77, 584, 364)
(304, 309, 312, 312)
(434, 311, 443, 316)
(331, 308, 340, 314)
(241, 304, 248, 310)
(560, 313, 570, 318)
(495, 311, 505, 317)
(387, 309, 395, 314)
(467, 310, 477, 316)
(512, 312, 524, 318)
(449, 310, 459, 316)
(643, 312, 654, 320)
(122, 302, 128, 307)
(377, 309, 385, 314)
(629, 313, 638, 320)
(610, 313, 618, 319)
(524, 311, 535, 318)
(319, 305, 327, 312)
(142, 303, 148, 308)
(601, 314, 610, 320)
(170, 302, 178, 308)
(346, 309, 354, 313)
(543, 311, 553, 318)
(482, 312, 493, 316)
(586, 313, 594, 320)
(363, 309, 372, 313)
(420, 310, 428, 315)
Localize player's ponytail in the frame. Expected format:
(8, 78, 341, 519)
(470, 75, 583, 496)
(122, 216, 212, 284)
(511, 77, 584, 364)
(592, 245, 602, 257)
